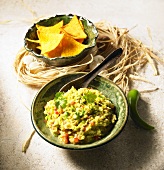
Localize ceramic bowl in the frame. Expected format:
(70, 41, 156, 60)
(24, 14, 98, 66)
(31, 73, 128, 150)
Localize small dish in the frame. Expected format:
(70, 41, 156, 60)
(31, 73, 128, 150)
(24, 14, 98, 66)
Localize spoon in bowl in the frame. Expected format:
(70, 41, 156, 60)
(59, 48, 123, 92)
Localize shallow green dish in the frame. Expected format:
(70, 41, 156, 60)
(31, 73, 128, 150)
(24, 14, 98, 66)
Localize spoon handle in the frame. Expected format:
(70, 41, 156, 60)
(82, 48, 123, 87)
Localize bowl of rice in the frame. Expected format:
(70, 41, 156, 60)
(31, 72, 128, 150)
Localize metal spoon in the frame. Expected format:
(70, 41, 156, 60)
(59, 48, 123, 92)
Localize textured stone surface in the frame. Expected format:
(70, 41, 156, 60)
(0, 0, 164, 170)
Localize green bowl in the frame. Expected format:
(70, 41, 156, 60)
(24, 14, 98, 66)
(31, 73, 128, 150)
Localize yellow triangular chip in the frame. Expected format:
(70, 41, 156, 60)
(40, 33, 64, 54)
(36, 46, 41, 50)
(61, 34, 87, 57)
(76, 38, 84, 43)
(79, 20, 84, 30)
(36, 20, 63, 35)
(26, 38, 40, 43)
(61, 15, 87, 39)
(44, 43, 63, 58)
(27, 16, 88, 58)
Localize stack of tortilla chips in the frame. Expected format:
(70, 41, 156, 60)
(27, 15, 88, 58)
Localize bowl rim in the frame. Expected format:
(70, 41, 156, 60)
(31, 72, 129, 150)
(24, 14, 99, 62)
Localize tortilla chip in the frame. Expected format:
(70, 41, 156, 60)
(61, 15, 87, 39)
(36, 20, 63, 47)
(36, 46, 41, 50)
(26, 38, 40, 43)
(26, 16, 88, 58)
(36, 20, 63, 35)
(79, 20, 84, 30)
(61, 34, 87, 57)
(76, 38, 84, 43)
(40, 33, 64, 54)
(44, 43, 62, 58)
(26, 21, 63, 45)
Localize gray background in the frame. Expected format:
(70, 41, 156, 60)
(0, 0, 164, 170)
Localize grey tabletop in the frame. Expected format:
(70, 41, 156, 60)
(0, 0, 164, 170)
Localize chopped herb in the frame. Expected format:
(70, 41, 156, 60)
(54, 92, 67, 109)
(83, 91, 97, 103)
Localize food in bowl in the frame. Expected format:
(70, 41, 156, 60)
(24, 14, 98, 66)
(26, 15, 88, 58)
(44, 86, 117, 144)
(31, 73, 128, 149)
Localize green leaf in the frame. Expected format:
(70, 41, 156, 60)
(54, 92, 64, 100)
(83, 92, 97, 103)
(54, 92, 67, 109)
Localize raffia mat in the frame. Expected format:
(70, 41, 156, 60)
(14, 21, 164, 94)
(14, 46, 98, 86)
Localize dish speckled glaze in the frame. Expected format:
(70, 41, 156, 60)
(24, 14, 98, 66)
(31, 73, 128, 150)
